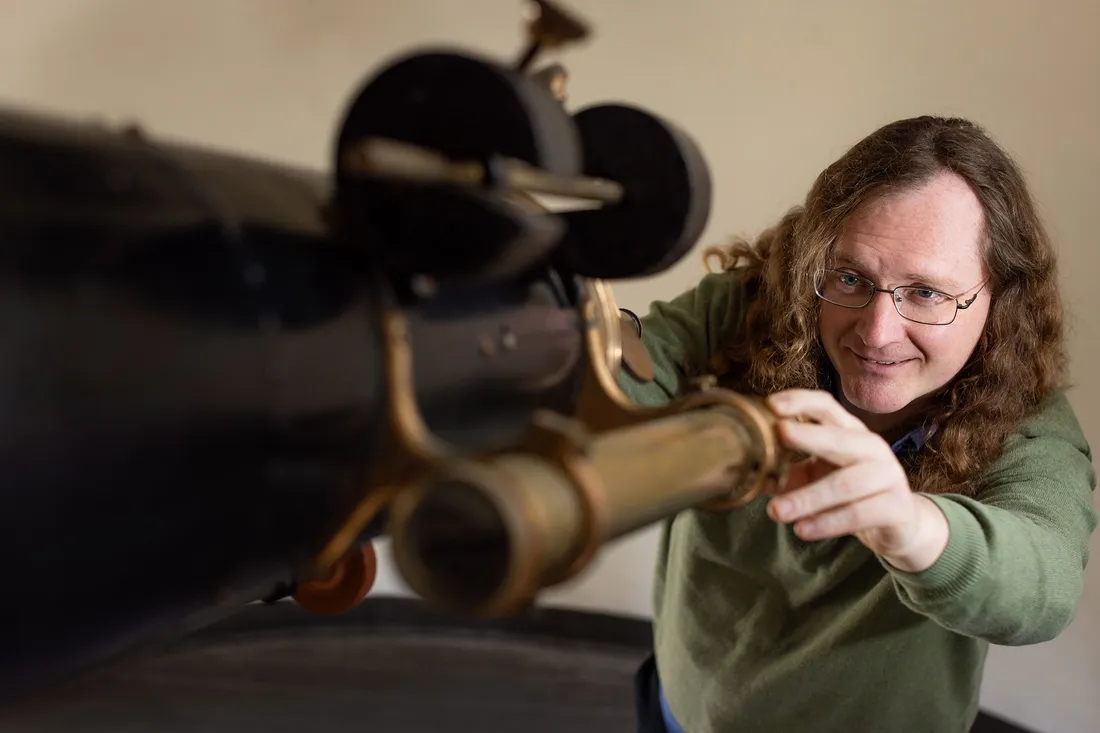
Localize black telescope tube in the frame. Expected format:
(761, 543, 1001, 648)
(0, 108, 583, 702)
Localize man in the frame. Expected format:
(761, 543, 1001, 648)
(619, 115, 1096, 733)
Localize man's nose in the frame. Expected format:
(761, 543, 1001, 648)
(854, 291, 907, 346)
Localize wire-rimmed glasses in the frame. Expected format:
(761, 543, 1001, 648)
(814, 268, 985, 326)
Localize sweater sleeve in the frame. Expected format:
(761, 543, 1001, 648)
(616, 271, 748, 406)
(885, 392, 1098, 645)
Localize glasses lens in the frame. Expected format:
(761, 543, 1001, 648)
(894, 287, 956, 325)
(816, 270, 871, 306)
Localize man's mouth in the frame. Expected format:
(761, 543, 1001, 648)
(855, 354, 908, 366)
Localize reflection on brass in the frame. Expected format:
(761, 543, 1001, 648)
(343, 136, 623, 205)
(531, 64, 569, 102)
(587, 279, 624, 378)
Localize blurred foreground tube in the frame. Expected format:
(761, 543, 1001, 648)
(0, 107, 583, 702)
(390, 402, 775, 617)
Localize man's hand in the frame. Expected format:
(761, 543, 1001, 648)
(764, 389, 949, 573)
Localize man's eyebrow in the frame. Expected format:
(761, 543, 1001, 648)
(833, 256, 959, 291)
(902, 273, 960, 291)
(833, 255, 870, 271)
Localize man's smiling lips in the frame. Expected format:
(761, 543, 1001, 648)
(847, 348, 915, 369)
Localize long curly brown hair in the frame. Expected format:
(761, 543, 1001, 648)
(704, 115, 1066, 496)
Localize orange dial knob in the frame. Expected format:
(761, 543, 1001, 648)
(293, 542, 378, 615)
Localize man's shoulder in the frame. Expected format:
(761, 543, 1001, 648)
(616, 268, 755, 403)
(643, 268, 752, 324)
(1013, 390, 1091, 454)
(980, 389, 1095, 489)
(694, 268, 751, 302)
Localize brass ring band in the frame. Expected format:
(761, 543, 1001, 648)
(541, 448, 608, 587)
(386, 463, 547, 619)
(677, 390, 784, 511)
(481, 489, 547, 618)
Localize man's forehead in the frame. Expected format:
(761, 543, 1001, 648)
(833, 178, 986, 289)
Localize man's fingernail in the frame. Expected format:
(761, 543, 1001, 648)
(771, 498, 791, 519)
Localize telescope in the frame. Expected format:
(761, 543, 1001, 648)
(0, 0, 793, 704)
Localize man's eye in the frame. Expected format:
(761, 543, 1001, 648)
(903, 288, 948, 305)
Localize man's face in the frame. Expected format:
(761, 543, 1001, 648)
(817, 172, 991, 433)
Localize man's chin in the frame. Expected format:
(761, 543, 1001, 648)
(839, 383, 912, 420)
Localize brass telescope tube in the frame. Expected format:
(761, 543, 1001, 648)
(389, 401, 777, 617)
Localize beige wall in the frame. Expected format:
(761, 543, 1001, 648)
(3, 0, 1097, 730)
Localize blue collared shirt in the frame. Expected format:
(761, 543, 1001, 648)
(822, 364, 935, 459)
(890, 422, 934, 457)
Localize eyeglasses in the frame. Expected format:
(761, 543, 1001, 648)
(814, 268, 985, 326)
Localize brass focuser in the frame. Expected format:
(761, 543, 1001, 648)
(309, 0, 794, 620)
(385, 290, 792, 617)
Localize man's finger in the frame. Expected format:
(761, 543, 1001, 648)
(767, 460, 888, 523)
(767, 389, 865, 430)
(767, 456, 834, 495)
(777, 419, 885, 467)
(791, 490, 904, 541)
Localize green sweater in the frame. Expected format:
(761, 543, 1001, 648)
(616, 271, 1097, 733)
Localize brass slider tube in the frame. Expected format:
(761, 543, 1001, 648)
(343, 137, 624, 204)
(389, 405, 766, 617)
